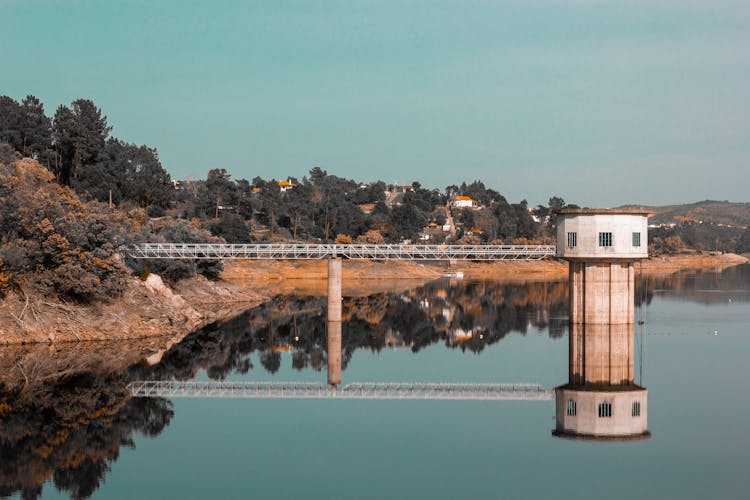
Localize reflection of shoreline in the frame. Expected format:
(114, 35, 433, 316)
(0, 343, 174, 500)
(133, 280, 570, 383)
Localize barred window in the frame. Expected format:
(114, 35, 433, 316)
(598, 402, 612, 418)
(567, 399, 577, 416)
(567, 232, 577, 247)
(598, 232, 612, 247)
(632, 232, 641, 247)
(632, 401, 641, 417)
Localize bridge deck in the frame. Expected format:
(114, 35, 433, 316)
(127, 381, 554, 401)
(126, 243, 555, 261)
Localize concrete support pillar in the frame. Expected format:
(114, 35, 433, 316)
(327, 257, 343, 387)
(327, 257, 342, 323)
(327, 320, 342, 387)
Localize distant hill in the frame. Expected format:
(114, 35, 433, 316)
(620, 200, 750, 228)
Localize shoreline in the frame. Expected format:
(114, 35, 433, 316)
(223, 252, 749, 286)
(0, 253, 746, 347)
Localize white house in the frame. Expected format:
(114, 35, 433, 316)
(278, 179, 297, 193)
(453, 195, 477, 208)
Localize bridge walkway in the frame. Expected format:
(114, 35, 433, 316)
(127, 243, 556, 261)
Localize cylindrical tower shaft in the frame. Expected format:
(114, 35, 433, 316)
(569, 261, 635, 325)
(569, 323, 635, 385)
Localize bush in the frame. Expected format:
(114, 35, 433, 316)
(123, 218, 224, 284)
(355, 229, 384, 244)
(0, 157, 130, 302)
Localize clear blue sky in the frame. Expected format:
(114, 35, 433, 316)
(2, 0, 748, 207)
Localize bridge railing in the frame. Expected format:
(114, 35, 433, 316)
(125, 243, 556, 261)
(127, 380, 554, 401)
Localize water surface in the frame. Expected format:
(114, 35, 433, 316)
(2, 265, 749, 499)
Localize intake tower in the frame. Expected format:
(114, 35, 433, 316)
(554, 208, 651, 440)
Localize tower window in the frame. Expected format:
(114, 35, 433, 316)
(567, 232, 577, 247)
(598, 402, 612, 418)
(567, 399, 577, 416)
(632, 401, 641, 417)
(598, 232, 612, 247)
(632, 232, 641, 247)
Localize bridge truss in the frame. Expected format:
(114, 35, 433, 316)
(126, 243, 556, 261)
(127, 381, 554, 401)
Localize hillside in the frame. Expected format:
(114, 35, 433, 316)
(621, 200, 750, 228)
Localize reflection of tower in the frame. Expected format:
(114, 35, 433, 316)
(327, 257, 342, 387)
(554, 209, 650, 440)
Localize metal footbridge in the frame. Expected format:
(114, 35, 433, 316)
(128, 381, 554, 401)
(126, 243, 555, 261)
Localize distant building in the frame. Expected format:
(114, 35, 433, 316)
(387, 183, 414, 193)
(278, 179, 297, 193)
(453, 195, 477, 208)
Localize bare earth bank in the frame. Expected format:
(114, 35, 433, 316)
(0, 274, 265, 346)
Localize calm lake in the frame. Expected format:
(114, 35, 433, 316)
(2, 265, 750, 499)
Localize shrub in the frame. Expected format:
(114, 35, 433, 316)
(0, 157, 130, 302)
(334, 234, 353, 244)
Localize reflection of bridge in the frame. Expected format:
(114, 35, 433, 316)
(128, 381, 554, 401)
(126, 243, 555, 261)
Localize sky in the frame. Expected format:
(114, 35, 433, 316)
(1, 0, 749, 207)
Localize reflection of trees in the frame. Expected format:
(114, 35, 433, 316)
(0, 371, 173, 500)
(135, 280, 571, 382)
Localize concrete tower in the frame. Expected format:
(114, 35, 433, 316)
(554, 209, 651, 440)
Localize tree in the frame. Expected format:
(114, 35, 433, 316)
(513, 200, 538, 240)
(391, 204, 427, 241)
(74, 139, 174, 212)
(210, 213, 251, 243)
(118, 141, 173, 211)
(19, 95, 52, 160)
(0, 96, 23, 152)
(52, 99, 111, 185)
(546, 196, 566, 234)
